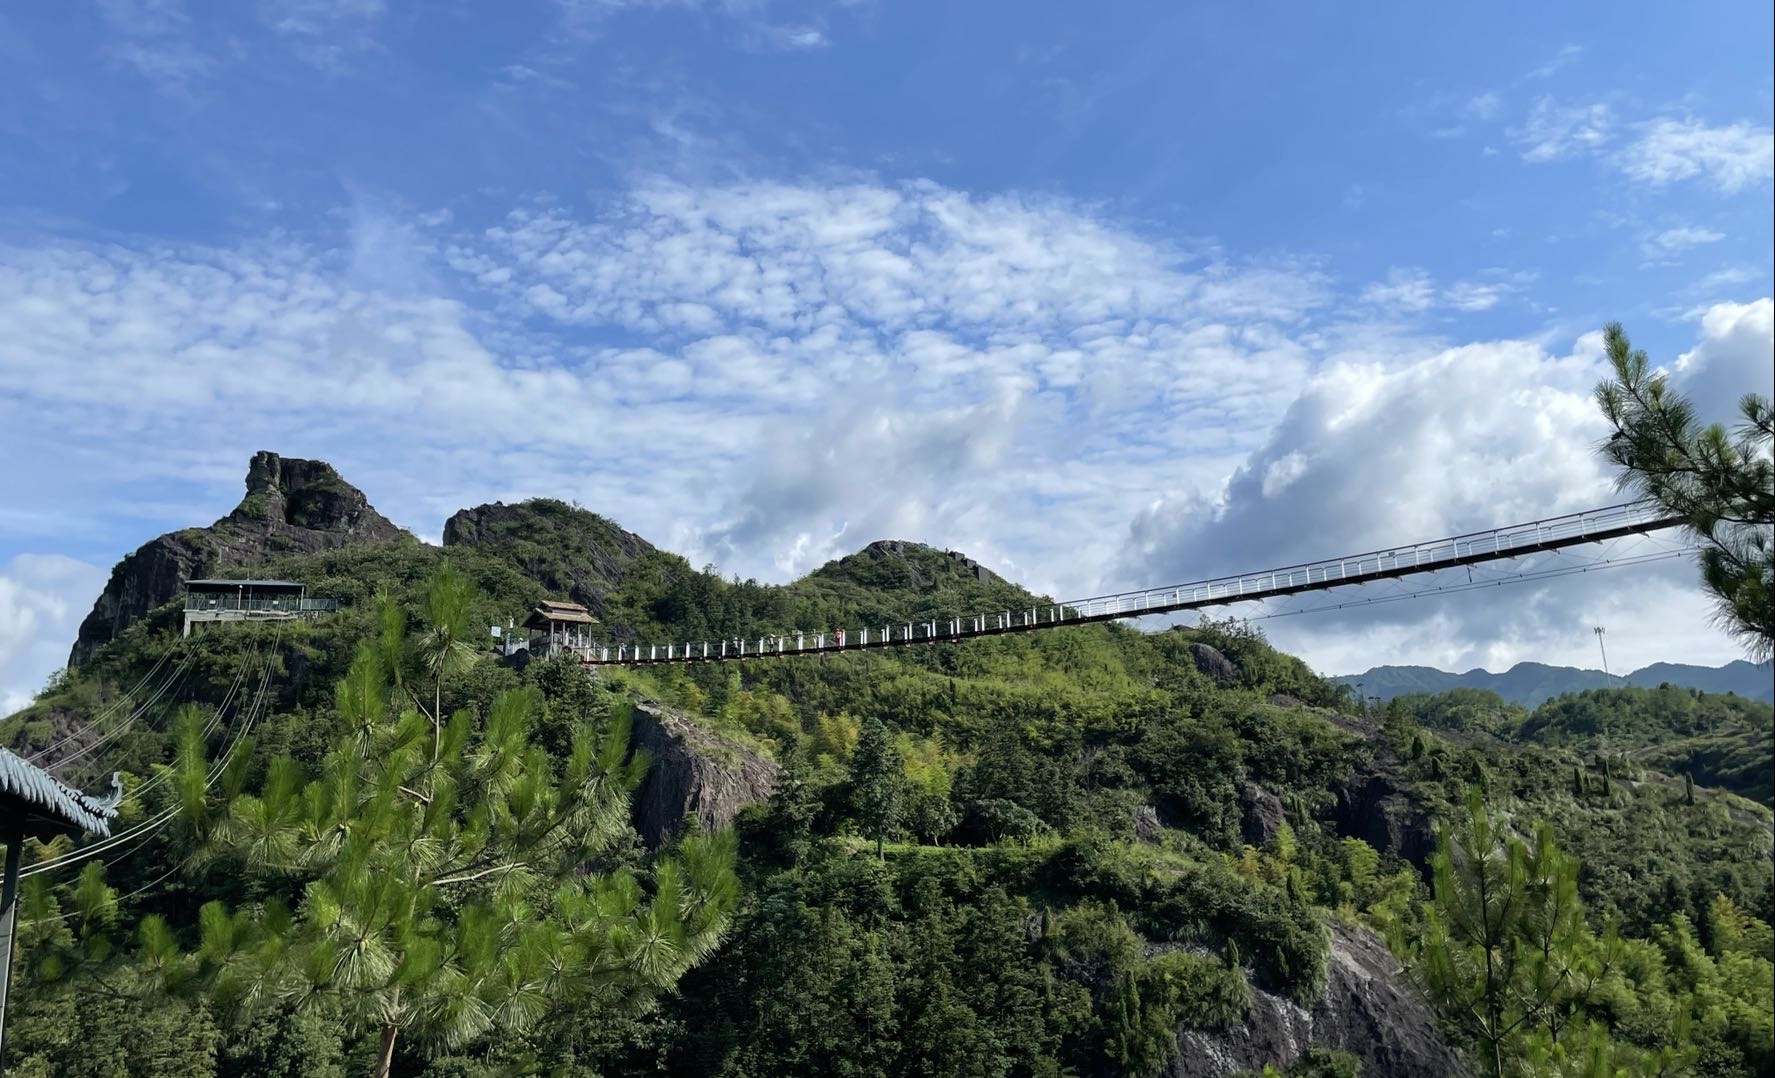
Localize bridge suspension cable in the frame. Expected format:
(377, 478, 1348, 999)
(21, 630, 282, 881)
(572, 501, 1685, 666)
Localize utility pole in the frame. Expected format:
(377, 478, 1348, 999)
(1593, 626, 1610, 677)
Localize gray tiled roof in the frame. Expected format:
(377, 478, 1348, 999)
(0, 749, 122, 838)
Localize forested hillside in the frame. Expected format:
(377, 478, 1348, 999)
(3, 483, 1771, 1078)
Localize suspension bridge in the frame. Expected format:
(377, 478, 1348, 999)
(2, 499, 1693, 899)
(576, 501, 1686, 665)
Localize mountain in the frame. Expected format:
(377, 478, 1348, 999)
(68, 451, 406, 666)
(9, 451, 1769, 1078)
(1335, 659, 1774, 707)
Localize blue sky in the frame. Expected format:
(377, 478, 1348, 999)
(1, 1, 1772, 710)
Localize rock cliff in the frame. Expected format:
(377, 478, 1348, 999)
(1332, 771, 1436, 870)
(69, 451, 404, 666)
(627, 698, 780, 847)
(1172, 921, 1467, 1077)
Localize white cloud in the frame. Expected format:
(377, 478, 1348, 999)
(1, 178, 1762, 702)
(1670, 298, 1775, 425)
(1525, 44, 1583, 80)
(751, 24, 828, 50)
(0, 555, 107, 717)
(1361, 269, 1520, 313)
(1116, 309, 1771, 674)
(1443, 281, 1506, 311)
(1641, 225, 1725, 259)
(1616, 119, 1775, 192)
(0, 179, 1331, 700)
(258, 0, 387, 67)
(1513, 96, 1613, 162)
(1361, 268, 1435, 311)
(96, 0, 218, 90)
(1465, 92, 1501, 120)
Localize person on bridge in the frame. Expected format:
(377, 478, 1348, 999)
(834, 627, 845, 647)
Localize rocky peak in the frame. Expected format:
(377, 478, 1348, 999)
(69, 452, 404, 666)
(224, 451, 396, 540)
(441, 499, 659, 615)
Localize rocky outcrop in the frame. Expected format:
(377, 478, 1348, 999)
(70, 452, 404, 666)
(1332, 773, 1436, 870)
(1133, 804, 1163, 843)
(442, 500, 657, 616)
(943, 548, 997, 582)
(1237, 782, 1286, 847)
(1171, 921, 1467, 1077)
(1188, 643, 1242, 685)
(628, 698, 779, 847)
(862, 541, 937, 588)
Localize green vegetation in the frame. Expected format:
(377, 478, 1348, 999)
(2, 496, 1770, 1075)
(1392, 683, 1773, 807)
(1408, 789, 1772, 1078)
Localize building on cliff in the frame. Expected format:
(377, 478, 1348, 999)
(181, 578, 337, 637)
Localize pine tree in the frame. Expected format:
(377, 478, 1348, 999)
(416, 564, 477, 763)
(849, 716, 904, 858)
(1418, 789, 1597, 1077)
(145, 621, 738, 1077)
(1596, 323, 1774, 658)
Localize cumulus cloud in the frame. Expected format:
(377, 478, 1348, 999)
(1670, 298, 1775, 426)
(0, 555, 108, 717)
(1116, 303, 1773, 673)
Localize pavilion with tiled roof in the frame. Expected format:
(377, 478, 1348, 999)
(0, 747, 122, 1063)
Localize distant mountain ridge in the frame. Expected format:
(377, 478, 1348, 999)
(1334, 660, 1774, 708)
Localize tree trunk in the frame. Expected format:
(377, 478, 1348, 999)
(373, 1023, 399, 1078)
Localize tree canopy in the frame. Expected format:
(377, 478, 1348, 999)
(1596, 322, 1775, 658)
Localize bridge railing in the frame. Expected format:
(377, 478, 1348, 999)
(572, 502, 1678, 665)
(1060, 501, 1670, 619)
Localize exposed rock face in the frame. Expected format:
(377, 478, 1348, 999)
(1171, 921, 1467, 1077)
(628, 698, 780, 848)
(1132, 804, 1163, 843)
(1188, 643, 1242, 685)
(856, 540, 942, 588)
(1333, 773, 1436, 870)
(943, 548, 996, 582)
(1237, 782, 1287, 846)
(442, 500, 657, 616)
(70, 452, 403, 666)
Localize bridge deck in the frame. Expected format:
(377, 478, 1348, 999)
(578, 502, 1683, 665)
